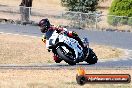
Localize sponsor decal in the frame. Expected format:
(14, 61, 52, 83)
(76, 67, 131, 85)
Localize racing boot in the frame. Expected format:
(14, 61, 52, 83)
(53, 55, 62, 63)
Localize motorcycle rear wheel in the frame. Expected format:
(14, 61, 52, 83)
(85, 48, 98, 64)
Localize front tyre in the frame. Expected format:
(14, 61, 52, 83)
(56, 46, 76, 65)
(85, 48, 98, 64)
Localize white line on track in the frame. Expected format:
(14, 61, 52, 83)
(0, 31, 41, 38)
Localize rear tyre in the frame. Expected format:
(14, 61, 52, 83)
(85, 48, 98, 64)
(56, 46, 76, 65)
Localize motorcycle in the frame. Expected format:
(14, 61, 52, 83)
(45, 30, 98, 65)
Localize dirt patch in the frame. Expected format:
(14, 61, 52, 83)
(0, 33, 124, 65)
(0, 69, 131, 88)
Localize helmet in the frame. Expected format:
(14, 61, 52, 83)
(38, 18, 51, 33)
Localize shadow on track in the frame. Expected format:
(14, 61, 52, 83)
(52, 57, 132, 69)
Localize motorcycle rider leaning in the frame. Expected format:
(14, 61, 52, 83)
(38, 18, 85, 62)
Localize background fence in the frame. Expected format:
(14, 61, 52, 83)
(0, 6, 132, 32)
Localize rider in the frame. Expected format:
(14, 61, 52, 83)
(38, 18, 85, 62)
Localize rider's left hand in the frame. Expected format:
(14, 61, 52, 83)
(42, 38, 46, 44)
(42, 35, 46, 44)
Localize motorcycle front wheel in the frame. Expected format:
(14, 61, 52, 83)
(56, 45, 76, 65)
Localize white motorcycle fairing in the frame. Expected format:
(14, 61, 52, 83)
(58, 33, 83, 59)
(45, 30, 59, 48)
(46, 30, 83, 59)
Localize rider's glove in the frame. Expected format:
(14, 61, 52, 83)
(42, 35, 46, 44)
(42, 38, 46, 44)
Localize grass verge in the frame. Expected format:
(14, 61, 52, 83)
(0, 69, 131, 88)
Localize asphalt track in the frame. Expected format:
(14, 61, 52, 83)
(0, 24, 132, 49)
(0, 64, 132, 70)
(0, 24, 132, 69)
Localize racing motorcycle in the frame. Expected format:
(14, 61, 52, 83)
(45, 30, 98, 65)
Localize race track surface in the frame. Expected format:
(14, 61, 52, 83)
(0, 23, 132, 69)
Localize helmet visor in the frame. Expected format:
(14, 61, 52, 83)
(39, 26, 48, 33)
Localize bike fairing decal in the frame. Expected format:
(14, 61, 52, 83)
(63, 37, 83, 59)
